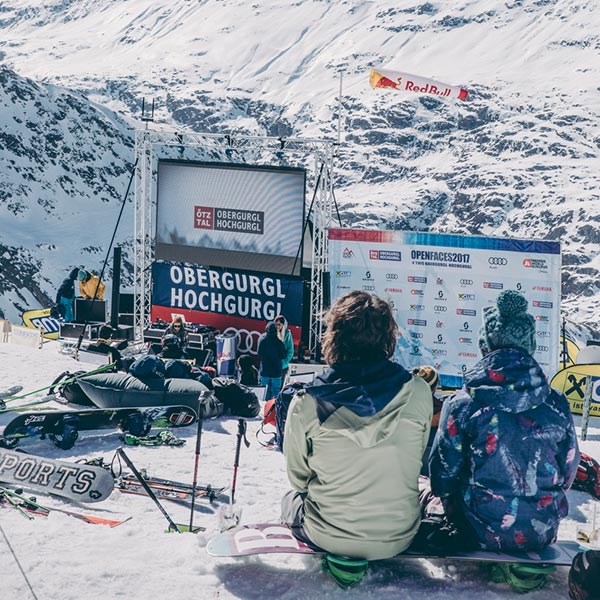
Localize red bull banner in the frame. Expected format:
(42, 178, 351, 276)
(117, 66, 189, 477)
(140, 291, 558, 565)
(151, 261, 303, 355)
(370, 66, 468, 101)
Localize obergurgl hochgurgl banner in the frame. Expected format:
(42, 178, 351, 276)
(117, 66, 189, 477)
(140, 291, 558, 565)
(370, 66, 468, 101)
(328, 229, 560, 388)
(151, 261, 303, 355)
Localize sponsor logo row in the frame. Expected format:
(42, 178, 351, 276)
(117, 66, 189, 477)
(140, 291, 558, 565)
(339, 248, 551, 271)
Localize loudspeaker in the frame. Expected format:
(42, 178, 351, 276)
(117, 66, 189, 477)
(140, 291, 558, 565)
(75, 299, 106, 323)
(118, 313, 134, 326)
(60, 322, 101, 340)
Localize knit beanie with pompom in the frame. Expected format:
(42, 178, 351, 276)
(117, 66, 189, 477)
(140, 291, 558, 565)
(478, 289, 536, 357)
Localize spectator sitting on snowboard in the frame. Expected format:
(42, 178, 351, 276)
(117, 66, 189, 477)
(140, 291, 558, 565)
(429, 290, 579, 551)
(55, 267, 79, 322)
(281, 291, 432, 560)
(412, 365, 443, 476)
(78, 269, 106, 300)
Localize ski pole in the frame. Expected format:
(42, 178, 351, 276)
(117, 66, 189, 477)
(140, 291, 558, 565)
(117, 448, 181, 533)
(3, 362, 115, 404)
(231, 419, 250, 506)
(189, 391, 211, 532)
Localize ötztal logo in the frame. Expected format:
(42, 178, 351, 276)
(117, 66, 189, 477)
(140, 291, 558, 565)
(523, 258, 548, 269)
(436, 320, 444, 328)
(407, 318, 427, 327)
(342, 247, 354, 259)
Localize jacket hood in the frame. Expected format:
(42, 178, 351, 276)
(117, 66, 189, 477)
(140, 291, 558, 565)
(464, 347, 550, 413)
(308, 360, 411, 417)
(305, 360, 422, 449)
(68, 267, 80, 280)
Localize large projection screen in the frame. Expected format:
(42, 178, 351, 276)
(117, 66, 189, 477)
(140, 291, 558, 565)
(155, 160, 306, 276)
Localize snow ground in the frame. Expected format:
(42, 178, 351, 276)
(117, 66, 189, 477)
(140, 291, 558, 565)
(0, 340, 598, 600)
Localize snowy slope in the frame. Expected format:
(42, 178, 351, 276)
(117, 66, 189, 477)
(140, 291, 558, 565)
(0, 0, 599, 327)
(1, 342, 599, 599)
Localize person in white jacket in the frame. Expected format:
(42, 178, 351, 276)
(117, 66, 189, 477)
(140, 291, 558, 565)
(281, 290, 432, 560)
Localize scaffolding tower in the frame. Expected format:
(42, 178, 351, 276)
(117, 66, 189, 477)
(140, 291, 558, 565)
(133, 128, 337, 358)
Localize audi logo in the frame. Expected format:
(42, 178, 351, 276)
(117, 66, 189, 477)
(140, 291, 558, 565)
(385, 273, 398, 280)
(434, 305, 447, 312)
(460, 279, 473, 285)
(223, 327, 262, 355)
(362, 285, 375, 291)
(537, 346, 549, 352)
(488, 257, 508, 266)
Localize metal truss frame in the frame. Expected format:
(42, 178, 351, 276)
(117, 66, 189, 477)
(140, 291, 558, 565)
(133, 128, 336, 358)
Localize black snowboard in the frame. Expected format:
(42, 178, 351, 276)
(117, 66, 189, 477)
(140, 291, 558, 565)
(0, 405, 198, 449)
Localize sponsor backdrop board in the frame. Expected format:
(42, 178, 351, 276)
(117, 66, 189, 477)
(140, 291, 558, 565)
(151, 261, 303, 356)
(155, 160, 306, 276)
(328, 229, 561, 388)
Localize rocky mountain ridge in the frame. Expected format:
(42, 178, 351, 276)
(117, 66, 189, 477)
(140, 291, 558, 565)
(0, 0, 598, 333)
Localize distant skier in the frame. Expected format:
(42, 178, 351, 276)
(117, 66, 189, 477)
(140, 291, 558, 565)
(281, 291, 432, 560)
(55, 267, 79, 322)
(78, 270, 106, 300)
(429, 289, 580, 552)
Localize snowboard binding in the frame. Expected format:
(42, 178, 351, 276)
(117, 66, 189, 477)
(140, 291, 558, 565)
(322, 555, 369, 589)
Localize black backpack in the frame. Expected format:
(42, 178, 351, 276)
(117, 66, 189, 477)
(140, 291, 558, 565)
(48, 370, 95, 406)
(212, 378, 260, 418)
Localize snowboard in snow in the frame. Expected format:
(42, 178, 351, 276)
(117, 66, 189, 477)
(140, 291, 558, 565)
(206, 523, 582, 566)
(0, 448, 113, 502)
(0, 405, 198, 449)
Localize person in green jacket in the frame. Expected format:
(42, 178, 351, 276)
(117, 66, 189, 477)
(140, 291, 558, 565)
(275, 314, 294, 382)
(281, 291, 432, 560)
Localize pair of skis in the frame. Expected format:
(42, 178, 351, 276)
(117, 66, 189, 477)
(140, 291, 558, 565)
(0, 485, 129, 527)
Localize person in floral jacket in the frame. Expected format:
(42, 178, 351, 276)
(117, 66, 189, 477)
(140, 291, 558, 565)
(429, 290, 579, 551)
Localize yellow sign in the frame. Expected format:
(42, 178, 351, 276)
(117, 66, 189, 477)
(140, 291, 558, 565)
(21, 308, 61, 340)
(550, 364, 600, 417)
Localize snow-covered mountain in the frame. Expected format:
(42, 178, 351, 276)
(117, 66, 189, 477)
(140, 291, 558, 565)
(0, 0, 598, 331)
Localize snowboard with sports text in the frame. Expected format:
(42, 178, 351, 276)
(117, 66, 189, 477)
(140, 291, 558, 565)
(0, 405, 197, 448)
(0, 447, 113, 502)
(206, 523, 582, 566)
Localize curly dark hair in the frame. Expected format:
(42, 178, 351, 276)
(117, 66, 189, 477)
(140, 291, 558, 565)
(321, 291, 398, 365)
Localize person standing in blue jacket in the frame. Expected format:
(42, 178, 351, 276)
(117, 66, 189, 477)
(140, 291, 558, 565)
(275, 315, 294, 383)
(257, 321, 286, 400)
(429, 289, 579, 552)
(55, 267, 79, 322)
